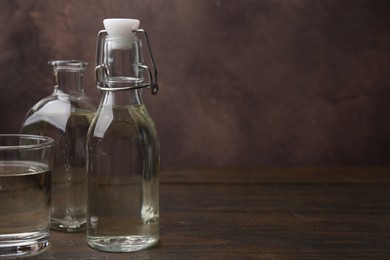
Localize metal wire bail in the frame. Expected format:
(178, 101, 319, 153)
(95, 29, 159, 95)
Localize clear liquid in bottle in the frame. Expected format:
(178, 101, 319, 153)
(87, 104, 159, 252)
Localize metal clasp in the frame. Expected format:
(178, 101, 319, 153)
(94, 29, 159, 95)
(135, 29, 159, 95)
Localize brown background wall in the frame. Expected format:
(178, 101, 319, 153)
(1, 0, 390, 169)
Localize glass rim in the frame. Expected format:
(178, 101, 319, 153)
(48, 60, 88, 70)
(104, 35, 138, 44)
(0, 134, 54, 151)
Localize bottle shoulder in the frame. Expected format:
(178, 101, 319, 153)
(89, 104, 158, 140)
(21, 94, 96, 131)
(29, 94, 97, 113)
(70, 96, 97, 111)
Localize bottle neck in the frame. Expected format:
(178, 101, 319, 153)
(98, 36, 145, 106)
(101, 88, 144, 107)
(97, 36, 145, 89)
(54, 69, 85, 96)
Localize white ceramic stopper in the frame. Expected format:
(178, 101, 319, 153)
(103, 18, 140, 49)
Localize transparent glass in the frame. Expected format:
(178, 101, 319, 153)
(20, 60, 96, 232)
(0, 134, 53, 258)
(86, 35, 159, 252)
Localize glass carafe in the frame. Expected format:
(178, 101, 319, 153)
(86, 19, 160, 252)
(21, 60, 97, 232)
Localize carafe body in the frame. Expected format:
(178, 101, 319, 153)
(21, 60, 96, 232)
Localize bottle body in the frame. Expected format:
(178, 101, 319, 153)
(86, 91, 159, 252)
(87, 19, 160, 252)
(21, 61, 96, 232)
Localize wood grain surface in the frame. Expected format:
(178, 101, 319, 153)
(30, 168, 390, 259)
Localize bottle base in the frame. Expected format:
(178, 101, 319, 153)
(87, 235, 159, 252)
(0, 233, 50, 259)
(51, 219, 86, 233)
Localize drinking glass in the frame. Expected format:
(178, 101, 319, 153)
(0, 134, 54, 258)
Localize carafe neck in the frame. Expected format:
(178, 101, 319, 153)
(50, 60, 87, 96)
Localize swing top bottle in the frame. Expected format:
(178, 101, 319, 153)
(86, 19, 160, 252)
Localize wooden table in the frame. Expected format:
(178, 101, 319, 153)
(34, 168, 390, 259)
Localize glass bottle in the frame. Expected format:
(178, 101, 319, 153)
(20, 60, 97, 232)
(86, 19, 160, 252)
